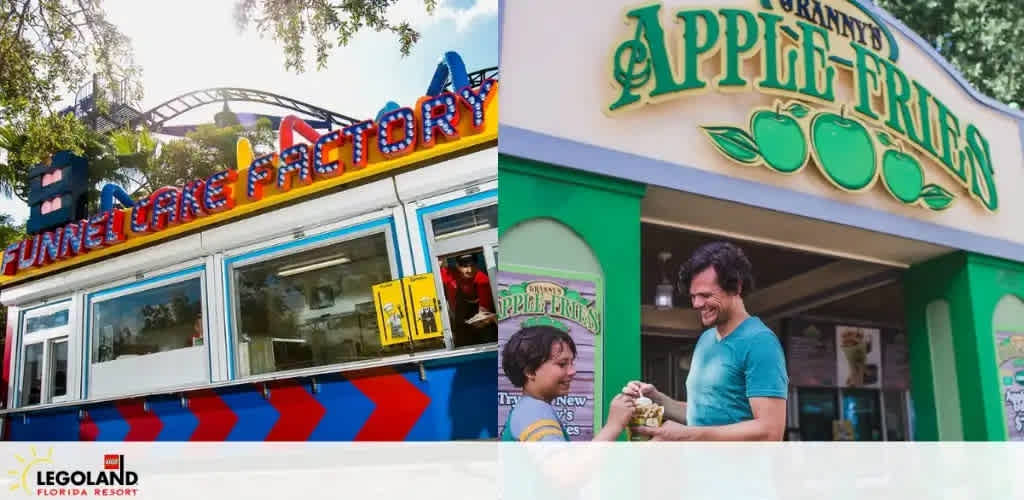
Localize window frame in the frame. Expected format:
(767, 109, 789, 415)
(409, 184, 498, 350)
(82, 260, 211, 400)
(221, 214, 406, 381)
(12, 298, 74, 409)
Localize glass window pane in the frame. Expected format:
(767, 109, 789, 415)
(92, 277, 203, 363)
(842, 389, 883, 441)
(431, 205, 496, 239)
(883, 390, 907, 441)
(21, 343, 43, 406)
(50, 340, 68, 399)
(26, 309, 69, 335)
(797, 388, 837, 441)
(234, 232, 422, 376)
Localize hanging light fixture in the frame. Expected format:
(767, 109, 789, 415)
(654, 251, 674, 309)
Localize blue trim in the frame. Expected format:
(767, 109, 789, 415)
(499, 125, 1024, 264)
(221, 217, 397, 379)
(857, 0, 1024, 119)
(415, 189, 498, 274)
(1018, 119, 1024, 160)
(82, 265, 205, 398)
(204, 271, 213, 383)
(12, 298, 73, 406)
(390, 221, 405, 278)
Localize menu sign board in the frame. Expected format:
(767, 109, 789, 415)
(497, 269, 602, 441)
(882, 329, 910, 390)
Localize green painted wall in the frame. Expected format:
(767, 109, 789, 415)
(905, 251, 1018, 441)
(961, 253, 1024, 441)
(498, 154, 645, 431)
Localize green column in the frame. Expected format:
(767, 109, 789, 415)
(904, 251, 1016, 441)
(498, 154, 645, 431)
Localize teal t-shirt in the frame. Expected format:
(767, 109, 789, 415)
(685, 316, 788, 426)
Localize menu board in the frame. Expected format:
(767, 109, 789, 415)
(995, 330, 1024, 441)
(497, 269, 601, 441)
(882, 329, 910, 390)
(785, 319, 836, 387)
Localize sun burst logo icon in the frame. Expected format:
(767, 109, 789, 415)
(7, 447, 53, 495)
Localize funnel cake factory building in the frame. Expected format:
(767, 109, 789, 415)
(0, 54, 499, 441)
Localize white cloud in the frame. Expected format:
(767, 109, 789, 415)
(389, 0, 498, 33)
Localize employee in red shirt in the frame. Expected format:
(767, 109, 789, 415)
(443, 253, 497, 346)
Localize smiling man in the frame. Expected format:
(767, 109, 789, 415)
(626, 241, 789, 441)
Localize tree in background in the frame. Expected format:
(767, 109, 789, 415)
(233, 0, 437, 73)
(0, 113, 134, 203)
(0, 0, 140, 126)
(875, 0, 1024, 109)
(116, 117, 276, 198)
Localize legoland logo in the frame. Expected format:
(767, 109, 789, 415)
(7, 448, 140, 497)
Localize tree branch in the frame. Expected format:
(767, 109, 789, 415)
(14, 0, 32, 40)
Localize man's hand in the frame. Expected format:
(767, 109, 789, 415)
(630, 421, 695, 441)
(622, 381, 687, 424)
(622, 381, 657, 399)
(631, 398, 787, 441)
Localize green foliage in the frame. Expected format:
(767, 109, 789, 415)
(0, 113, 132, 201)
(876, 0, 1024, 109)
(0, 212, 24, 248)
(0, 0, 141, 126)
(233, 0, 438, 73)
(131, 118, 276, 196)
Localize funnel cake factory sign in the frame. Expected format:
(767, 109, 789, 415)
(606, 0, 998, 213)
(0, 79, 497, 282)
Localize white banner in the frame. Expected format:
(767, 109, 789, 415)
(0, 443, 1022, 499)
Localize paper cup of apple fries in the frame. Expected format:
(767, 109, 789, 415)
(627, 396, 664, 441)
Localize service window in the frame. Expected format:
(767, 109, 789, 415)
(86, 268, 209, 398)
(17, 303, 71, 407)
(228, 223, 425, 378)
(426, 203, 498, 348)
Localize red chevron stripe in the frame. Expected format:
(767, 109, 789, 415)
(188, 389, 238, 441)
(264, 380, 326, 441)
(79, 410, 98, 441)
(350, 367, 430, 441)
(116, 400, 163, 441)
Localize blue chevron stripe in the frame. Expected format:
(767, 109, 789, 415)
(307, 374, 376, 441)
(404, 353, 497, 440)
(89, 404, 130, 441)
(219, 385, 279, 441)
(148, 395, 199, 441)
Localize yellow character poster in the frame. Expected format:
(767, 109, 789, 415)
(402, 273, 443, 341)
(372, 280, 412, 346)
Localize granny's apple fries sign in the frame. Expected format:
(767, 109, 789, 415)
(606, 0, 998, 213)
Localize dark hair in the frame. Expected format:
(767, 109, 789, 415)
(501, 326, 577, 387)
(678, 241, 755, 298)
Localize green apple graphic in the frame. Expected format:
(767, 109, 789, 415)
(810, 109, 877, 191)
(751, 105, 807, 173)
(879, 138, 924, 204)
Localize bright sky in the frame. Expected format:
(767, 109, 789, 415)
(0, 0, 498, 223)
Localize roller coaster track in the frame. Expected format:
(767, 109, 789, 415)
(81, 66, 499, 134)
